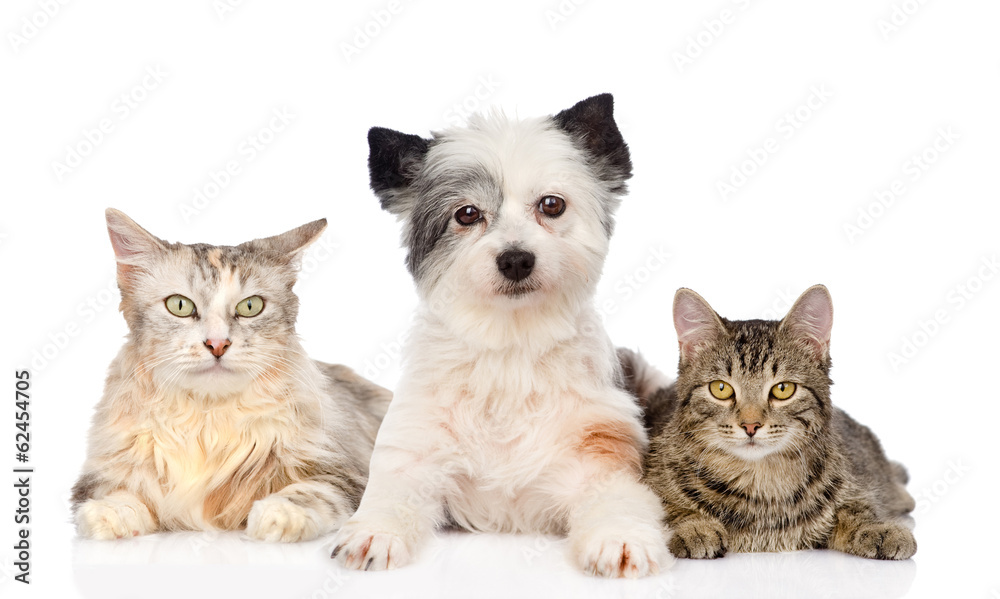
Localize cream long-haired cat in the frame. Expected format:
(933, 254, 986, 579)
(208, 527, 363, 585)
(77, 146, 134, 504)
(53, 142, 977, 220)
(72, 209, 390, 541)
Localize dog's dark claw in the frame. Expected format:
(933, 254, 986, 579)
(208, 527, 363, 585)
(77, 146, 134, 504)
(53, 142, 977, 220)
(365, 557, 374, 571)
(331, 544, 342, 558)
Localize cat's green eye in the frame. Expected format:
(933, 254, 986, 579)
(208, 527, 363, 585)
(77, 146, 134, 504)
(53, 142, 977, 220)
(708, 380, 734, 400)
(165, 295, 196, 317)
(235, 295, 265, 318)
(771, 382, 796, 400)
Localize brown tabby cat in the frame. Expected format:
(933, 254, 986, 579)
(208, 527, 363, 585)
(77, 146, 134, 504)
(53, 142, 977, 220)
(624, 285, 916, 560)
(72, 209, 390, 541)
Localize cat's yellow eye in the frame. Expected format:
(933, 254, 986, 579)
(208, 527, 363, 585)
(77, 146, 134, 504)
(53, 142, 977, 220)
(708, 380, 734, 400)
(771, 382, 796, 400)
(235, 295, 265, 318)
(165, 294, 196, 317)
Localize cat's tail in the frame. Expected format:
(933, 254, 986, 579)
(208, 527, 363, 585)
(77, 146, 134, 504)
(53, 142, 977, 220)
(887, 460, 917, 518)
(616, 348, 675, 434)
(617, 348, 671, 404)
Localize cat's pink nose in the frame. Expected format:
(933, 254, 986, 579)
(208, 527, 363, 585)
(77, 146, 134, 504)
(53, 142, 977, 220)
(741, 422, 762, 437)
(204, 338, 231, 357)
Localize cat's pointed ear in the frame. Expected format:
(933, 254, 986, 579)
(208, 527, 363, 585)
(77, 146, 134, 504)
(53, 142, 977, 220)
(255, 218, 328, 263)
(779, 285, 834, 363)
(106, 208, 167, 289)
(673, 288, 726, 364)
(368, 126, 430, 216)
(553, 93, 632, 187)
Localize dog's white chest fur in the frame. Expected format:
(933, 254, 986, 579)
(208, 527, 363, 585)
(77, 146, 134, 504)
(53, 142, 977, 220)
(372, 319, 636, 534)
(439, 396, 574, 533)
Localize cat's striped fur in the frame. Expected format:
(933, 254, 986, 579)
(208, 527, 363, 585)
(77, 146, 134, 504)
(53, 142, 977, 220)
(625, 285, 916, 560)
(72, 210, 390, 541)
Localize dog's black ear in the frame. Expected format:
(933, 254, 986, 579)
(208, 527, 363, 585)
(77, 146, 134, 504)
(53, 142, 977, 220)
(553, 94, 632, 189)
(367, 127, 431, 213)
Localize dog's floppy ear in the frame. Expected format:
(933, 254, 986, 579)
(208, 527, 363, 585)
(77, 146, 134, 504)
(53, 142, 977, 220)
(368, 126, 430, 215)
(553, 94, 633, 189)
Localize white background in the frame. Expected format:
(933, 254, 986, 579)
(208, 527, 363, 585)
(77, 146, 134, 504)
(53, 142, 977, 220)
(1, 1, 997, 598)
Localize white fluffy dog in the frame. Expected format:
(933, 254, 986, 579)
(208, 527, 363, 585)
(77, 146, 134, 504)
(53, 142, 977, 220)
(331, 94, 671, 577)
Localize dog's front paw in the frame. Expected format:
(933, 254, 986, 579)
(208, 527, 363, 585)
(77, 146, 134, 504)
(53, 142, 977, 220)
(668, 518, 728, 559)
(570, 527, 673, 578)
(246, 496, 322, 543)
(76, 492, 156, 540)
(843, 521, 916, 560)
(331, 521, 412, 571)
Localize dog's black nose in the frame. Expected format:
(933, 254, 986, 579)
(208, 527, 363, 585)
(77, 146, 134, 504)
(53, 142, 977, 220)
(496, 249, 535, 282)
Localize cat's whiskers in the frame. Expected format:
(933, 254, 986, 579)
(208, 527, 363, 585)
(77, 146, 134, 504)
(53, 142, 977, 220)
(240, 361, 324, 417)
(656, 424, 728, 440)
(106, 353, 180, 407)
(155, 362, 197, 399)
(248, 348, 325, 397)
(245, 362, 297, 393)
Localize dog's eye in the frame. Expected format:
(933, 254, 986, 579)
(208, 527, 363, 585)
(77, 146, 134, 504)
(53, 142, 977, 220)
(455, 205, 482, 226)
(538, 195, 566, 217)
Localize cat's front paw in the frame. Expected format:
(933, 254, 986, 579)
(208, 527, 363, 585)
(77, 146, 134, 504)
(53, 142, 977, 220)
(668, 518, 728, 559)
(246, 496, 322, 543)
(331, 520, 412, 571)
(844, 522, 916, 560)
(76, 492, 156, 540)
(570, 525, 673, 578)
